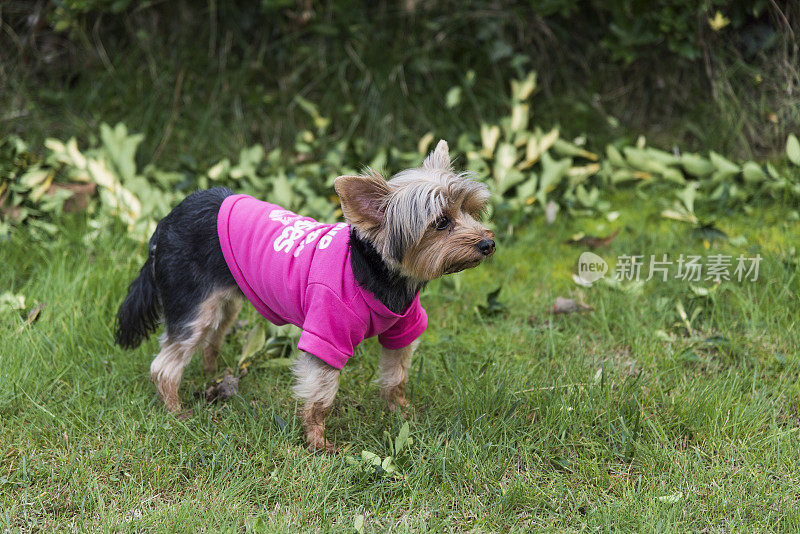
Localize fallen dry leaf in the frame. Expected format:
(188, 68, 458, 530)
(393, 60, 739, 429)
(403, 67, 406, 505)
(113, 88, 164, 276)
(17, 301, 45, 333)
(24, 302, 45, 325)
(549, 296, 593, 314)
(205, 371, 239, 403)
(566, 229, 619, 250)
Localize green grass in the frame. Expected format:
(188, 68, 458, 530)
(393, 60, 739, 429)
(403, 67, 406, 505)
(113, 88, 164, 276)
(2, 196, 800, 531)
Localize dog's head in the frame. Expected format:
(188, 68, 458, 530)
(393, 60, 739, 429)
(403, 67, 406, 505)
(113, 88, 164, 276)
(334, 140, 495, 282)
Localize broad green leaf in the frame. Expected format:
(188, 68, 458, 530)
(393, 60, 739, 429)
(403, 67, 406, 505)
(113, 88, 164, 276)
(394, 421, 410, 455)
(29, 219, 58, 234)
(207, 159, 230, 180)
(553, 138, 598, 161)
(445, 86, 462, 109)
(537, 152, 571, 203)
(19, 168, 50, 188)
(510, 71, 537, 101)
(766, 162, 784, 181)
(116, 185, 143, 226)
(787, 134, 800, 166)
(493, 142, 518, 185)
(496, 170, 526, 195)
(575, 184, 599, 207)
(709, 151, 739, 177)
(481, 124, 501, 156)
(609, 169, 638, 184)
(99, 188, 118, 210)
(239, 324, 266, 365)
(100, 122, 144, 183)
(522, 128, 559, 167)
(272, 173, 294, 208)
(537, 128, 560, 156)
(625, 147, 682, 182)
(44, 138, 66, 154)
(240, 144, 265, 167)
(354, 515, 365, 534)
(623, 147, 655, 171)
(657, 492, 684, 504)
(29, 173, 54, 202)
(567, 163, 600, 185)
(680, 153, 714, 177)
(381, 456, 396, 474)
(676, 183, 699, 213)
(593, 367, 603, 385)
(661, 167, 686, 185)
(509, 103, 529, 133)
(605, 145, 627, 168)
(661, 207, 698, 224)
(66, 138, 87, 169)
(516, 174, 538, 200)
(742, 161, 766, 183)
(361, 450, 381, 466)
(645, 147, 678, 166)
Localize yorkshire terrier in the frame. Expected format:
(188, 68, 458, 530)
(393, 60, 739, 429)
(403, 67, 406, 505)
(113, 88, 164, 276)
(115, 140, 495, 452)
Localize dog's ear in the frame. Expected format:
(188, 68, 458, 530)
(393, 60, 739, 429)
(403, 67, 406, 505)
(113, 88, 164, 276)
(334, 174, 391, 227)
(423, 139, 451, 170)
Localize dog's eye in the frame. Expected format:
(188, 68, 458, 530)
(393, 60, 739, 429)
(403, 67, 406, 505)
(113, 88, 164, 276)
(434, 216, 450, 231)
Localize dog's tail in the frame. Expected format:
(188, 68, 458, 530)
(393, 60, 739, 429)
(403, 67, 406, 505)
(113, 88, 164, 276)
(115, 232, 161, 349)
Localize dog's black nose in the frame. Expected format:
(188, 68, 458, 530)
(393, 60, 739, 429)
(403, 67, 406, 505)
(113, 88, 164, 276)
(477, 238, 495, 256)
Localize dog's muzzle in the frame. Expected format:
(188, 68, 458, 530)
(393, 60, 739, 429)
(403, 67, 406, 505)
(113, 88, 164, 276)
(477, 238, 495, 256)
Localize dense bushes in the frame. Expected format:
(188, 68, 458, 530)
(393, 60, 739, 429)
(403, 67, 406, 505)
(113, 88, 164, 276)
(2, 1, 797, 163)
(41, 0, 776, 64)
(542, 0, 773, 62)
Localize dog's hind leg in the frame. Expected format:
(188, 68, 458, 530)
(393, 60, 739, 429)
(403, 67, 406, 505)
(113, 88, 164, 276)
(201, 292, 243, 375)
(150, 287, 238, 413)
(150, 333, 199, 413)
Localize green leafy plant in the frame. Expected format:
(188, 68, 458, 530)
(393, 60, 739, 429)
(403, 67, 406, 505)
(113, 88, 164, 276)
(345, 422, 413, 478)
(3, 73, 799, 242)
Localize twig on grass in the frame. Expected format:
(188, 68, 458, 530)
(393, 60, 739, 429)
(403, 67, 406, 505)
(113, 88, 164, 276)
(514, 383, 587, 394)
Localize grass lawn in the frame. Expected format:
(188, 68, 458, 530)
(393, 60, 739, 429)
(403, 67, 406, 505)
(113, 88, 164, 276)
(2, 193, 799, 531)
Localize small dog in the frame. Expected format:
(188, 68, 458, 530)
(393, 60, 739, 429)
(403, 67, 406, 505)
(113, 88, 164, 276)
(114, 140, 495, 452)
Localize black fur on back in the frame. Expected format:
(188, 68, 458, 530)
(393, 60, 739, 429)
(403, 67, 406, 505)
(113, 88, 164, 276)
(349, 227, 424, 314)
(114, 187, 238, 347)
(116, 187, 423, 348)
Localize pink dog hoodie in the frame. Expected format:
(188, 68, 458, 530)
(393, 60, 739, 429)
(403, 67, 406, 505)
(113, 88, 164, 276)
(217, 194, 427, 369)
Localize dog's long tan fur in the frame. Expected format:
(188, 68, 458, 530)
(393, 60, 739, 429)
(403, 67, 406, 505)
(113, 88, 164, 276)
(150, 287, 241, 413)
